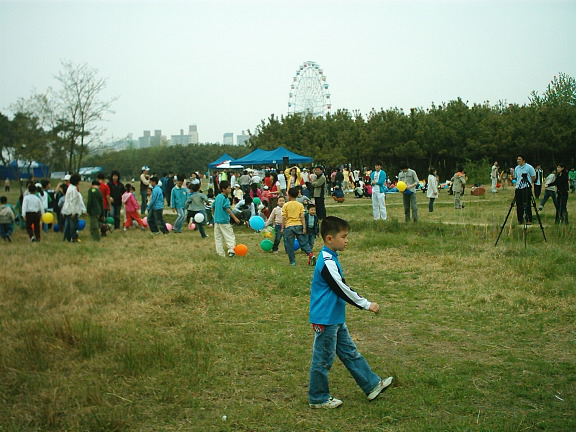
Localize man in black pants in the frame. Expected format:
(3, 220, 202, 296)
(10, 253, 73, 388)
(513, 155, 536, 225)
(311, 166, 326, 220)
(533, 164, 543, 199)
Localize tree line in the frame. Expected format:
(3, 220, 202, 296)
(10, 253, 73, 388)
(83, 143, 249, 180)
(3, 69, 575, 185)
(246, 73, 576, 181)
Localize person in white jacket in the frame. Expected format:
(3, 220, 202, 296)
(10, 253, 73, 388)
(22, 183, 45, 242)
(61, 174, 86, 242)
(427, 168, 439, 212)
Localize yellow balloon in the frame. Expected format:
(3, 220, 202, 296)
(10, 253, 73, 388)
(263, 231, 273, 239)
(397, 181, 407, 192)
(41, 212, 54, 224)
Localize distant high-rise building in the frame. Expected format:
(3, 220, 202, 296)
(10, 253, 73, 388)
(138, 130, 162, 148)
(189, 124, 199, 144)
(171, 129, 188, 146)
(223, 132, 234, 145)
(138, 130, 151, 148)
(170, 124, 199, 145)
(237, 130, 249, 146)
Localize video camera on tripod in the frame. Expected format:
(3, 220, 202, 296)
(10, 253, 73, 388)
(495, 172, 546, 247)
(518, 172, 530, 187)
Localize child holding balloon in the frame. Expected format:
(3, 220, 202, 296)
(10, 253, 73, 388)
(185, 183, 209, 238)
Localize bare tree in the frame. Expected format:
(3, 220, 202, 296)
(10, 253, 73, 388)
(55, 61, 118, 172)
(10, 61, 118, 173)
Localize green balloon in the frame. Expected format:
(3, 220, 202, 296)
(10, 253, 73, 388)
(105, 217, 114, 224)
(260, 239, 273, 251)
(253, 197, 261, 205)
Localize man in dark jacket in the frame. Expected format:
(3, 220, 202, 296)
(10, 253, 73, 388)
(108, 171, 124, 229)
(87, 180, 104, 241)
(311, 166, 326, 220)
(165, 173, 175, 206)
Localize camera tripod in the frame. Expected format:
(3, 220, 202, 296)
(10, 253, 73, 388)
(495, 178, 546, 247)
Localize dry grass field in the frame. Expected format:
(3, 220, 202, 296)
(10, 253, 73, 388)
(1, 184, 575, 431)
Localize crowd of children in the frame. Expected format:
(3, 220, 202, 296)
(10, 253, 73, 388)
(2, 158, 571, 248)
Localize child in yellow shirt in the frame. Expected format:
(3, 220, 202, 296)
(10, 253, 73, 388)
(281, 187, 315, 266)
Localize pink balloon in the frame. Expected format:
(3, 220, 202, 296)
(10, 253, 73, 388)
(188, 222, 196, 230)
(166, 223, 173, 231)
(142, 217, 148, 227)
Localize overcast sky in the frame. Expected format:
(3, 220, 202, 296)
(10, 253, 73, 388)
(1, 0, 575, 144)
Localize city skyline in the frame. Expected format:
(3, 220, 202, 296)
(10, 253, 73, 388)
(1, 0, 575, 145)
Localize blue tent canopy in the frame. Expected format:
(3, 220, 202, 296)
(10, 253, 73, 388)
(231, 149, 269, 165)
(0, 160, 50, 180)
(208, 153, 235, 169)
(233, 147, 313, 165)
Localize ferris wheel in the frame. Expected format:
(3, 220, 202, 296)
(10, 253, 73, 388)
(288, 61, 331, 117)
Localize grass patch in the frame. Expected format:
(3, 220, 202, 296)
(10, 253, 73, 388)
(1, 186, 575, 430)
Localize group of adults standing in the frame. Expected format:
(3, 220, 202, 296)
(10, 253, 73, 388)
(491, 157, 570, 225)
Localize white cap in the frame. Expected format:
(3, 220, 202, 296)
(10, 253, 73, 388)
(35, 183, 42, 188)
(64, 174, 71, 181)
(142, 166, 150, 171)
(263, 186, 269, 190)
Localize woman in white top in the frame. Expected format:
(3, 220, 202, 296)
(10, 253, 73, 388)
(61, 174, 86, 242)
(427, 167, 439, 212)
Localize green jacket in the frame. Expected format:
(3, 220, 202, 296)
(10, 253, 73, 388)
(87, 187, 103, 217)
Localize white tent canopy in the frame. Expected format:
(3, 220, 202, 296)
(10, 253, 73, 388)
(215, 160, 244, 169)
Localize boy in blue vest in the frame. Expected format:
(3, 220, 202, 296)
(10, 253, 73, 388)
(147, 176, 169, 234)
(170, 174, 188, 233)
(308, 216, 393, 409)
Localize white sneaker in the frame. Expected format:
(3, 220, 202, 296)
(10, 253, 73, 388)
(367, 376, 393, 401)
(309, 397, 343, 409)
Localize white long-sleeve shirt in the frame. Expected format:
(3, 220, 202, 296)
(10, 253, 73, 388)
(61, 184, 86, 215)
(22, 194, 44, 217)
(427, 174, 439, 198)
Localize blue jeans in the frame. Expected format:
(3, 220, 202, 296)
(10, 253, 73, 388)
(429, 197, 435, 212)
(63, 214, 78, 241)
(140, 191, 148, 215)
(309, 323, 380, 404)
(539, 190, 557, 210)
(272, 224, 283, 251)
(283, 225, 312, 264)
(403, 192, 418, 221)
(306, 232, 316, 249)
(173, 208, 185, 232)
(0, 223, 13, 239)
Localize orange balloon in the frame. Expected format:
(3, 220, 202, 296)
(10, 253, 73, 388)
(234, 244, 248, 256)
